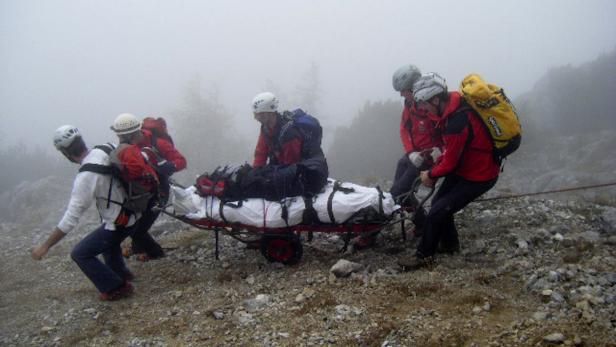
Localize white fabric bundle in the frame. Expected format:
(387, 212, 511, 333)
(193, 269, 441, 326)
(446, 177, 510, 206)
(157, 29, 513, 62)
(167, 179, 398, 227)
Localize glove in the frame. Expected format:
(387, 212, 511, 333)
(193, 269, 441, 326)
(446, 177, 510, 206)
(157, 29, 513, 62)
(408, 151, 424, 168)
(420, 147, 443, 167)
(429, 147, 442, 162)
(156, 160, 176, 177)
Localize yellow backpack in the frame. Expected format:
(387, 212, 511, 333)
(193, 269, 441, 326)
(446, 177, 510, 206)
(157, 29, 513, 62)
(460, 74, 522, 161)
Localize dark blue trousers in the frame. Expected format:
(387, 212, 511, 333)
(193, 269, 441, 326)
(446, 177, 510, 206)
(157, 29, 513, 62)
(417, 175, 497, 258)
(130, 208, 164, 257)
(390, 155, 420, 202)
(71, 224, 136, 293)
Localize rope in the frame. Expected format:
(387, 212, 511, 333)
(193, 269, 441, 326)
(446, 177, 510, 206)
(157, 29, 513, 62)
(477, 181, 616, 202)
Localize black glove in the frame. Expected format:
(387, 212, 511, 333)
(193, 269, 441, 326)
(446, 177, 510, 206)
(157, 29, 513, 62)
(157, 161, 176, 177)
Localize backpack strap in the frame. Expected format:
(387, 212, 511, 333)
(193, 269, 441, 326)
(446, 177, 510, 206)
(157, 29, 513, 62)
(79, 163, 121, 209)
(457, 100, 503, 164)
(79, 163, 112, 175)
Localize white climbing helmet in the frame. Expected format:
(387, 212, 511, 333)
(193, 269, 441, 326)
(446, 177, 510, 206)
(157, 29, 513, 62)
(110, 113, 142, 135)
(252, 92, 279, 114)
(53, 125, 81, 149)
(412, 72, 448, 102)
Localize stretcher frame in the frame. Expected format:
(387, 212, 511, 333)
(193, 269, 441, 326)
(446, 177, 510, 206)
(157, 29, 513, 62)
(161, 178, 433, 265)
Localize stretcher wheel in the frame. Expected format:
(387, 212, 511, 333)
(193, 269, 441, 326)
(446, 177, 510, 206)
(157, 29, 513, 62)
(260, 234, 303, 265)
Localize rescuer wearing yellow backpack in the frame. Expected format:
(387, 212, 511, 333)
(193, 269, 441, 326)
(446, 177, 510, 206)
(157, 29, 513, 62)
(398, 72, 521, 271)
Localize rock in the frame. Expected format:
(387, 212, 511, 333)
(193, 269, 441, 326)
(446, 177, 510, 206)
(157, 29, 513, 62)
(246, 275, 255, 285)
(302, 288, 315, 298)
(588, 295, 604, 305)
(562, 250, 581, 264)
(330, 259, 364, 278)
(600, 207, 616, 232)
(473, 239, 487, 251)
(243, 294, 271, 312)
(605, 272, 616, 285)
(532, 311, 548, 321)
(532, 278, 550, 292)
(472, 306, 483, 314)
(516, 239, 529, 250)
(213, 310, 224, 320)
(295, 293, 306, 303)
(40, 326, 54, 333)
(552, 233, 564, 242)
(575, 300, 591, 311)
(233, 310, 254, 325)
(548, 271, 560, 282)
(573, 335, 582, 346)
(580, 230, 600, 243)
(172, 290, 183, 299)
(543, 333, 565, 343)
(334, 304, 362, 321)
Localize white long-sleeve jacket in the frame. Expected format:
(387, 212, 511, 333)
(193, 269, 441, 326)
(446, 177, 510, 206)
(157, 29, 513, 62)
(57, 146, 138, 233)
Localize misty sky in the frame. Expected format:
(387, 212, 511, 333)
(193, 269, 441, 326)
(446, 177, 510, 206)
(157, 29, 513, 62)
(1, 0, 615, 150)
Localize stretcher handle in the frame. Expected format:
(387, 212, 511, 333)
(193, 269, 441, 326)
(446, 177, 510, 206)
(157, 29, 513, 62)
(412, 177, 436, 210)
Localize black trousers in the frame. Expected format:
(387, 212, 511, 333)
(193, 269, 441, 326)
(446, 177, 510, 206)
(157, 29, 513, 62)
(390, 155, 421, 204)
(417, 175, 497, 258)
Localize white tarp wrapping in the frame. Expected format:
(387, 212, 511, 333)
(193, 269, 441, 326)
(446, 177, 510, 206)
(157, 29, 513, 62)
(313, 181, 397, 223)
(167, 179, 398, 227)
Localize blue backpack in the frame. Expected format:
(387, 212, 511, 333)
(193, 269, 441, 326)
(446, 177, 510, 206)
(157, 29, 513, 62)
(282, 109, 323, 156)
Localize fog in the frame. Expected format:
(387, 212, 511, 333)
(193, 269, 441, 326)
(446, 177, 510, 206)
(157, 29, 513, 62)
(1, 0, 615, 151)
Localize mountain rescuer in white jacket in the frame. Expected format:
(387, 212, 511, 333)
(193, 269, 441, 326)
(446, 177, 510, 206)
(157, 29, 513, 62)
(31, 125, 138, 301)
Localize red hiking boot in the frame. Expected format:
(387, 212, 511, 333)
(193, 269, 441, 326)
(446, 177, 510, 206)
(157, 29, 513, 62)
(136, 253, 151, 262)
(100, 281, 134, 301)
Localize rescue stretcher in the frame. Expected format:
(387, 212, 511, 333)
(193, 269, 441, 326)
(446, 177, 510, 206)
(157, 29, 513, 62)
(162, 178, 433, 265)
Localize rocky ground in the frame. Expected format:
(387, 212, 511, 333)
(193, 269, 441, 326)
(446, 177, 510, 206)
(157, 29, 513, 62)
(1, 194, 616, 346)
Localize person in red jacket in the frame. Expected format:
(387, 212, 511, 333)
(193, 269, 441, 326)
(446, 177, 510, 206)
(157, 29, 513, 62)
(398, 73, 499, 271)
(390, 64, 443, 207)
(111, 114, 186, 261)
(250, 91, 328, 198)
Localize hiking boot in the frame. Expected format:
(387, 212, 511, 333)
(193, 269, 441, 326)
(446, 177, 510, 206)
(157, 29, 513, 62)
(397, 256, 434, 272)
(437, 243, 461, 255)
(352, 233, 377, 250)
(136, 252, 165, 262)
(100, 281, 134, 301)
(136, 253, 150, 262)
(121, 271, 135, 282)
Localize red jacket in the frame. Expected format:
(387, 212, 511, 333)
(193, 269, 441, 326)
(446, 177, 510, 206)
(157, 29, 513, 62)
(253, 117, 303, 167)
(429, 92, 500, 182)
(400, 102, 442, 153)
(139, 129, 187, 172)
